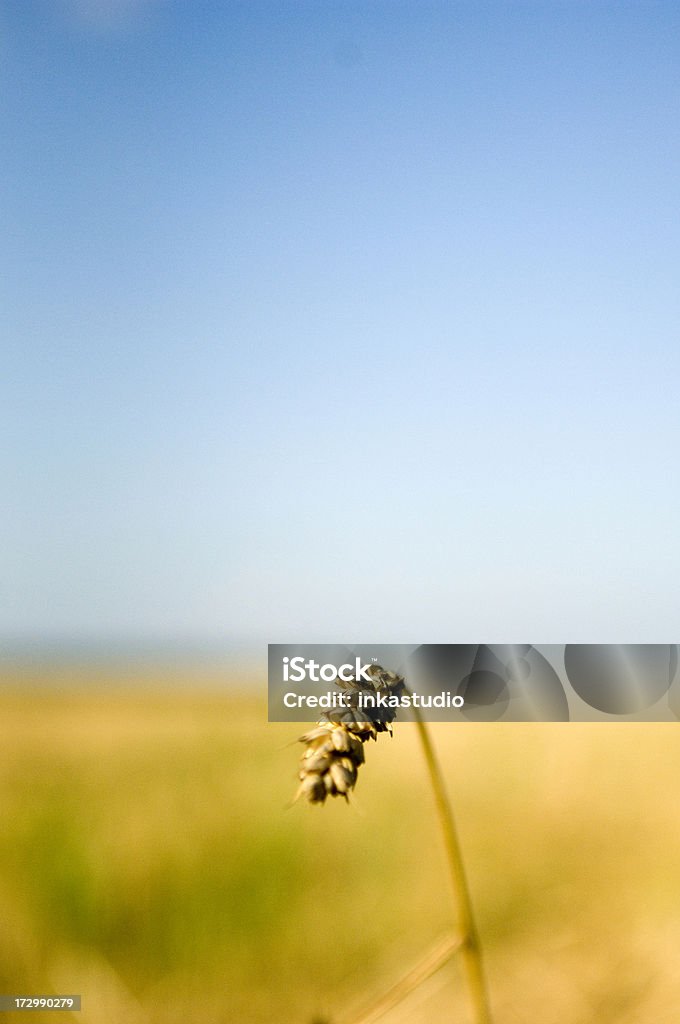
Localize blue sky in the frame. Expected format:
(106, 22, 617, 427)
(2, 1, 679, 647)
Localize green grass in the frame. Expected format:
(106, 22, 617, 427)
(1, 672, 679, 1023)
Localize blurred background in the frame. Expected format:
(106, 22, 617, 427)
(2, 1, 680, 1021)
(2, 679, 680, 1024)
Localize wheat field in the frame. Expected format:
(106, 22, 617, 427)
(1, 667, 679, 1024)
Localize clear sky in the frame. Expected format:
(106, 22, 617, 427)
(2, 1, 679, 648)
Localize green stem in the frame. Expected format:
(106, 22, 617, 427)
(411, 702, 493, 1024)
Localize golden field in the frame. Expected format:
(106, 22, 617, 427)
(1, 667, 679, 1024)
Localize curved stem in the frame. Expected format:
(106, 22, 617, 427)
(343, 932, 463, 1024)
(411, 701, 493, 1024)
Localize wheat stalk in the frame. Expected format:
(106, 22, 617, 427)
(292, 665, 493, 1024)
(342, 932, 464, 1024)
(410, 697, 493, 1024)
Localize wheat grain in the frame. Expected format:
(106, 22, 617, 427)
(294, 664, 405, 804)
